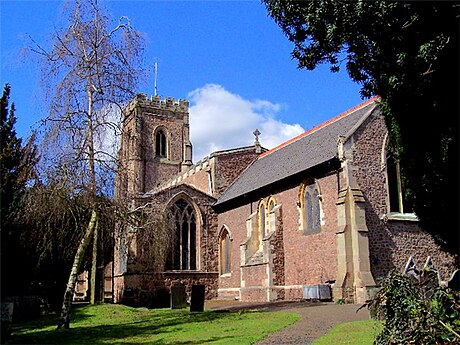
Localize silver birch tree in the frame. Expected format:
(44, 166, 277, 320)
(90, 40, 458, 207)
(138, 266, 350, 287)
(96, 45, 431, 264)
(31, 0, 145, 329)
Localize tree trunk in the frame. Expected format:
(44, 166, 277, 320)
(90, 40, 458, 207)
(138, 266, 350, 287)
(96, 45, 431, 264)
(57, 209, 98, 329)
(99, 230, 105, 303)
(90, 217, 99, 304)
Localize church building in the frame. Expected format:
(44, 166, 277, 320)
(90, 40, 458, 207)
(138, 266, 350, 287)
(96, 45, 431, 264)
(112, 93, 456, 307)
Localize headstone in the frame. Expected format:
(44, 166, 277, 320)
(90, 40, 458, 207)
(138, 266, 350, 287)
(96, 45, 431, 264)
(190, 284, 205, 312)
(1, 302, 14, 339)
(171, 284, 187, 309)
(153, 288, 171, 308)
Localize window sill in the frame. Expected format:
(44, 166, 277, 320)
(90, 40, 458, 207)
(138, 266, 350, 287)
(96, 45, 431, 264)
(220, 273, 231, 278)
(388, 212, 419, 222)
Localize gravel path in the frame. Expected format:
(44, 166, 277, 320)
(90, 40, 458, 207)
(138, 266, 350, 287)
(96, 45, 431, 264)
(205, 300, 371, 345)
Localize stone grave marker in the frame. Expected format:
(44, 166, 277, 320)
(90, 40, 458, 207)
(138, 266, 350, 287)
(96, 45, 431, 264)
(170, 283, 187, 309)
(190, 284, 205, 312)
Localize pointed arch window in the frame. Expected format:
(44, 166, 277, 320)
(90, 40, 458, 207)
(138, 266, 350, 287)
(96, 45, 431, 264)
(300, 181, 322, 235)
(386, 152, 415, 217)
(258, 200, 267, 240)
(219, 228, 231, 275)
(166, 199, 197, 270)
(156, 129, 167, 158)
(267, 197, 277, 234)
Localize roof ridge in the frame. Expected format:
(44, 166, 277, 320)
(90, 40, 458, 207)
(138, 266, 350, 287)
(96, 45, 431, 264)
(258, 96, 380, 159)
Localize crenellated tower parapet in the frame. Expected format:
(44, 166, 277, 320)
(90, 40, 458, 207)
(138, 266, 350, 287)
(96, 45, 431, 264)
(116, 93, 193, 199)
(124, 94, 190, 118)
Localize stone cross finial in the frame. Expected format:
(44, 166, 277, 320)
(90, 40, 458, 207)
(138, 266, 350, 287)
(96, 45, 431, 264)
(253, 129, 261, 153)
(253, 129, 261, 144)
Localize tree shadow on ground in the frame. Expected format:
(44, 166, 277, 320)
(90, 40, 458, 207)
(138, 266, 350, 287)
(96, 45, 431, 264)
(5, 304, 273, 345)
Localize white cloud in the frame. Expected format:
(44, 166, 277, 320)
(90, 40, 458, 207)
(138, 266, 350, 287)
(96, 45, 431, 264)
(188, 84, 304, 162)
(94, 104, 122, 167)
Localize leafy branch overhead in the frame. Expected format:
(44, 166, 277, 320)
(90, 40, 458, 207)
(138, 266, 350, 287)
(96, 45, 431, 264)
(263, 0, 459, 257)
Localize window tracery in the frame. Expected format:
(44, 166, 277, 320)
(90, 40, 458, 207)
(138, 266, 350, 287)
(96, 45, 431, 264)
(299, 181, 322, 234)
(166, 199, 197, 270)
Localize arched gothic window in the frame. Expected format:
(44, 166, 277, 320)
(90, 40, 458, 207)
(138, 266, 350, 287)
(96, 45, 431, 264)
(300, 181, 322, 234)
(258, 200, 266, 240)
(219, 228, 231, 275)
(156, 129, 167, 157)
(386, 152, 414, 215)
(166, 199, 197, 270)
(268, 197, 277, 234)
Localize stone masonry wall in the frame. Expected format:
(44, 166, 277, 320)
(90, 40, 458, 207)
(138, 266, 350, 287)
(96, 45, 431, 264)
(351, 112, 456, 283)
(217, 204, 252, 300)
(278, 174, 338, 287)
(213, 150, 260, 196)
(116, 94, 190, 197)
(113, 183, 220, 305)
(140, 103, 187, 192)
(269, 205, 285, 288)
(148, 147, 260, 200)
(140, 185, 219, 273)
(216, 171, 339, 302)
(122, 272, 218, 308)
(181, 169, 210, 195)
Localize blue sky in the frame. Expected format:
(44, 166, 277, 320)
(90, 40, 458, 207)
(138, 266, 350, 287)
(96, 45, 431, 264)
(1, 0, 365, 162)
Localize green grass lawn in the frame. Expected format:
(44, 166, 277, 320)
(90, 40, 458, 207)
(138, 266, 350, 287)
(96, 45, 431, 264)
(5, 303, 300, 344)
(312, 320, 383, 345)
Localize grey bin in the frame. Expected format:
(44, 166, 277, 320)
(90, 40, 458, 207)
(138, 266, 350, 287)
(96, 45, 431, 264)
(302, 284, 332, 301)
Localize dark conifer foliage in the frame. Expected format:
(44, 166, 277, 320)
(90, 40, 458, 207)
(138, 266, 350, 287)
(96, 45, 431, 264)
(263, 1, 459, 257)
(0, 83, 39, 298)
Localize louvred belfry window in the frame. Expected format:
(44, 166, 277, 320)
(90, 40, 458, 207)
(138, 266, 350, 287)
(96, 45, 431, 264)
(156, 129, 167, 157)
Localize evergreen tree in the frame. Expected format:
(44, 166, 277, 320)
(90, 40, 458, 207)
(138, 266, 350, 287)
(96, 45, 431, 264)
(0, 83, 23, 218)
(263, 1, 459, 257)
(0, 83, 39, 297)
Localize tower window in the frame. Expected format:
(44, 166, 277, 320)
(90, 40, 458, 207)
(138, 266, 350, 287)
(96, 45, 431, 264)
(156, 129, 167, 157)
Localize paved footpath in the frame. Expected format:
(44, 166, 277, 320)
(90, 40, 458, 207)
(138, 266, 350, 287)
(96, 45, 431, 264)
(205, 300, 371, 345)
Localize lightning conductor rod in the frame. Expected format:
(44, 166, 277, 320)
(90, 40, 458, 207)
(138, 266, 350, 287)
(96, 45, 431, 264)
(154, 62, 158, 96)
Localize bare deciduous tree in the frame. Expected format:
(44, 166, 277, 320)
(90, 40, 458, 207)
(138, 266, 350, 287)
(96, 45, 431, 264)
(31, 0, 145, 329)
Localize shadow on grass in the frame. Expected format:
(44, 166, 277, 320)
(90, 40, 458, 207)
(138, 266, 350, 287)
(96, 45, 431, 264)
(5, 304, 270, 345)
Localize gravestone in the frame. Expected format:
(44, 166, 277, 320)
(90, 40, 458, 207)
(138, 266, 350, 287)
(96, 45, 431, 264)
(190, 284, 205, 312)
(170, 284, 187, 309)
(1, 302, 14, 339)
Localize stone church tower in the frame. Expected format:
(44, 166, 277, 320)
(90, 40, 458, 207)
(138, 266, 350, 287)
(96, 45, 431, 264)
(115, 94, 193, 199)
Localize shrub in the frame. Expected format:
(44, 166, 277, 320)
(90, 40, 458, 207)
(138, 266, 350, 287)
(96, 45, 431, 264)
(368, 268, 460, 344)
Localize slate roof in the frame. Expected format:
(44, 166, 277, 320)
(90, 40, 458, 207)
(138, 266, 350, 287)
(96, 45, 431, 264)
(213, 97, 379, 210)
